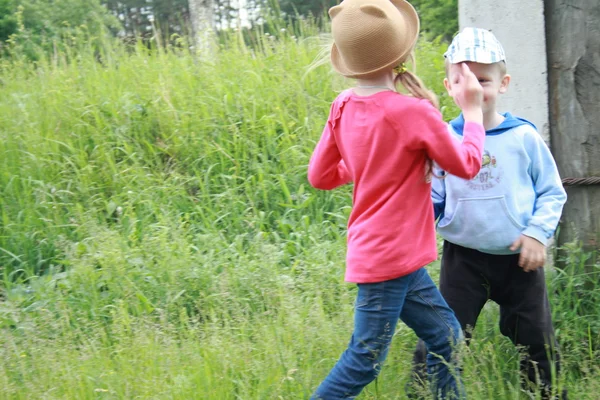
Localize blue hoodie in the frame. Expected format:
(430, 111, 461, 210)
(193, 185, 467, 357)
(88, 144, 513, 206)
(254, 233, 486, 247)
(433, 113, 567, 255)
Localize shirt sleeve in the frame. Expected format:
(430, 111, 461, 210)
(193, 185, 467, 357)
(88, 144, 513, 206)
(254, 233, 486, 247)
(521, 130, 567, 245)
(406, 100, 485, 180)
(307, 104, 352, 190)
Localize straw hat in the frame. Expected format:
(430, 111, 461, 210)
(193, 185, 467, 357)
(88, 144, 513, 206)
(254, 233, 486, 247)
(329, 0, 420, 78)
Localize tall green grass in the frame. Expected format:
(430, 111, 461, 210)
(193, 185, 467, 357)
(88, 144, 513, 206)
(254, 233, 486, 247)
(0, 25, 598, 399)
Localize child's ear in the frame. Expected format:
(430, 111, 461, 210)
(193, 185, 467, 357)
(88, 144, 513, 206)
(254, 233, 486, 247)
(499, 74, 511, 94)
(443, 77, 453, 96)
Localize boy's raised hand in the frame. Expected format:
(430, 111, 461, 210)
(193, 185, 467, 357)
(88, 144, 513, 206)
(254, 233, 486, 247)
(448, 63, 483, 124)
(510, 235, 547, 272)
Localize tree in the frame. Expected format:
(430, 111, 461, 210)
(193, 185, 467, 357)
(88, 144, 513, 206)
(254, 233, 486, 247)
(189, 0, 215, 55)
(1, 0, 119, 57)
(20, 0, 119, 36)
(277, 0, 338, 20)
(409, 0, 458, 41)
(101, 0, 190, 41)
(0, 0, 17, 43)
(275, 0, 458, 41)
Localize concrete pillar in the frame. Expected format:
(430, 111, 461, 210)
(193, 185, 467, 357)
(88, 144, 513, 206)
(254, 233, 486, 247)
(459, 1, 549, 141)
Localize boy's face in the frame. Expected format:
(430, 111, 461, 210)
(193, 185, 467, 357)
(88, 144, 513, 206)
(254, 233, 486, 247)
(445, 61, 510, 114)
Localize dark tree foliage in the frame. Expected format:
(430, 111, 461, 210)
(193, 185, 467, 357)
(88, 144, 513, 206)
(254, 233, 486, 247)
(277, 0, 339, 19)
(0, 0, 17, 42)
(102, 0, 190, 40)
(405, 0, 458, 41)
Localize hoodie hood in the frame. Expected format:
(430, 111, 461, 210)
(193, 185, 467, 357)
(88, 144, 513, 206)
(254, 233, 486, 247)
(450, 112, 536, 136)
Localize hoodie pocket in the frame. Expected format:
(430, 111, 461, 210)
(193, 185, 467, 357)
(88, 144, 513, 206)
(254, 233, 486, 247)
(438, 196, 525, 251)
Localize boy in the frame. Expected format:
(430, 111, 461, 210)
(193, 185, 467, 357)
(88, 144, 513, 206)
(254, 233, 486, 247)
(412, 28, 568, 399)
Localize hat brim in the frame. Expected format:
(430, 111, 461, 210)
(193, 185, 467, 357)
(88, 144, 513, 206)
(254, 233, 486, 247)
(445, 52, 506, 65)
(331, 0, 420, 78)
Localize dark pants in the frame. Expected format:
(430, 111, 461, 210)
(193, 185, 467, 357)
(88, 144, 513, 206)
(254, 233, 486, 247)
(411, 241, 565, 399)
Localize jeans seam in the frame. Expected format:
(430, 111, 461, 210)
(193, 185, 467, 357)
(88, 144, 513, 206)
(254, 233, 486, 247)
(356, 281, 385, 311)
(416, 293, 455, 333)
(408, 268, 426, 292)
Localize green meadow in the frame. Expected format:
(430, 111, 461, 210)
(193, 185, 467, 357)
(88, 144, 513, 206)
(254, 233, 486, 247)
(0, 24, 598, 399)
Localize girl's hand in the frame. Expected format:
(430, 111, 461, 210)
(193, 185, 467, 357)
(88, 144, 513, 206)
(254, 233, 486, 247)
(448, 63, 483, 124)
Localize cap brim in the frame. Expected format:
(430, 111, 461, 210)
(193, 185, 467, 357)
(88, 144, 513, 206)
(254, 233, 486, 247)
(445, 52, 506, 64)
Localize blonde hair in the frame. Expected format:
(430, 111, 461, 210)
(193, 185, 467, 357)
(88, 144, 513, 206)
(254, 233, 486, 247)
(395, 53, 439, 109)
(306, 44, 444, 182)
(395, 53, 443, 182)
(306, 44, 440, 108)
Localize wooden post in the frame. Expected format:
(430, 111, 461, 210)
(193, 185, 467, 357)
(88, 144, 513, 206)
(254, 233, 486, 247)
(545, 0, 600, 261)
(458, 0, 550, 140)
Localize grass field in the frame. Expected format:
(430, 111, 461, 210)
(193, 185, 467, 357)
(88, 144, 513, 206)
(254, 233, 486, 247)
(0, 24, 598, 399)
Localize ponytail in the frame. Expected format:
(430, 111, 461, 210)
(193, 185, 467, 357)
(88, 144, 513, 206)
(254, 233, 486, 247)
(394, 54, 445, 181)
(394, 54, 439, 109)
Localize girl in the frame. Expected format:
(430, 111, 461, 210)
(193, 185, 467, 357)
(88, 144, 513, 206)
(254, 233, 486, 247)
(307, 0, 485, 399)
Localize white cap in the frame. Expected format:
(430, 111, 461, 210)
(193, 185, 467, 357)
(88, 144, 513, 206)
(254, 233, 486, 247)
(444, 27, 506, 64)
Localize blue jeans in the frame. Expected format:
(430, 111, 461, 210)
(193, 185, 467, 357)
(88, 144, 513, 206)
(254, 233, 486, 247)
(311, 267, 465, 399)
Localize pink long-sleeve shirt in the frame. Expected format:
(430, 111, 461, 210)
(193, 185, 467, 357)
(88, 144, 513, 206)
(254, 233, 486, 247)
(308, 90, 485, 283)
